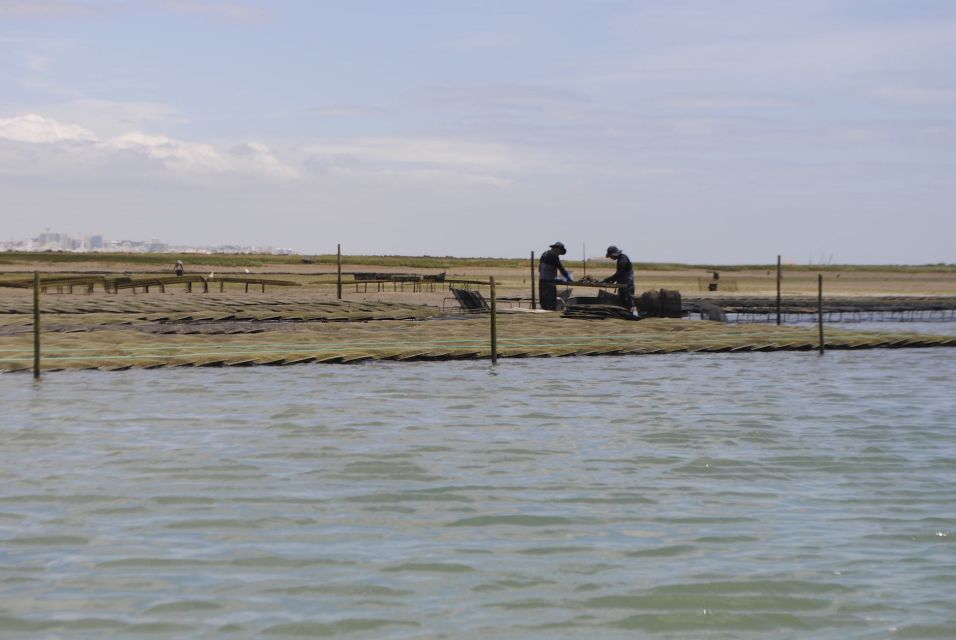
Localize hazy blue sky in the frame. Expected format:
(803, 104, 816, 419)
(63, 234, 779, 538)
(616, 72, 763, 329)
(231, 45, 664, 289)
(1, 0, 954, 262)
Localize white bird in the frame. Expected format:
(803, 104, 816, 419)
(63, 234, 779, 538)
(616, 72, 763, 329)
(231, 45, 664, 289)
(208, 272, 214, 279)
(244, 268, 250, 274)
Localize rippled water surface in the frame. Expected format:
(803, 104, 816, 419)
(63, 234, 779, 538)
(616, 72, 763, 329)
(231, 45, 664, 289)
(2, 349, 955, 638)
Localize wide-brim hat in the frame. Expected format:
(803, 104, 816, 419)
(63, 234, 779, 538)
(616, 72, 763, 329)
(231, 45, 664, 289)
(605, 245, 619, 258)
(550, 241, 566, 253)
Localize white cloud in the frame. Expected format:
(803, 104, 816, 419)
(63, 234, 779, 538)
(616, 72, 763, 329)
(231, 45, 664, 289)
(106, 133, 298, 180)
(0, 114, 537, 187)
(0, 112, 298, 181)
(305, 136, 537, 172)
(109, 131, 226, 173)
(302, 136, 545, 186)
(0, 100, 187, 136)
(0, 113, 96, 143)
(227, 141, 300, 181)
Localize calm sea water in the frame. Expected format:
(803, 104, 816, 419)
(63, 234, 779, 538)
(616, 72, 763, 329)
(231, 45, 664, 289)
(2, 348, 955, 639)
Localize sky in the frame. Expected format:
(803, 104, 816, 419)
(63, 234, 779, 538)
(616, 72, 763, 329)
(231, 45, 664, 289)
(1, 0, 954, 263)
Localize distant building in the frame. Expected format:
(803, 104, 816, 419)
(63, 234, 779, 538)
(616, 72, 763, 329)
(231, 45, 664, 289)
(34, 232, 66, 251)
(12, 230, 294, 255)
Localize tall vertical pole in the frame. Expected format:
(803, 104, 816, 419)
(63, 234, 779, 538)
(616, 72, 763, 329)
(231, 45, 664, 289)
(336, 243, 342, 300)
(582, 243, 587, 278)
(776, 255, 782, 325)
(530, 251, 536, 310)
(33, 271, 40, 379)
(818, 273, 825, 355)
(489, 276, 498, 365)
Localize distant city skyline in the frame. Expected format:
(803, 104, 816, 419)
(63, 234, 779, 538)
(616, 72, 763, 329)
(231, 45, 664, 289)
(2, 1, 955, 264)
(5, 228, 953, 265)
(1, 229, 295, 255)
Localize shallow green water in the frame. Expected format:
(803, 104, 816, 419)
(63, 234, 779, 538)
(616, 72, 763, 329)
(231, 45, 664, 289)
(2, 350, 955, 638)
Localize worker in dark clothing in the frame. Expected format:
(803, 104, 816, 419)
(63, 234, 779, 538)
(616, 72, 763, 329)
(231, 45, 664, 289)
(538, 241, 572, 311)
(602, 245, 636, 316)
(174, 260, 184, 276)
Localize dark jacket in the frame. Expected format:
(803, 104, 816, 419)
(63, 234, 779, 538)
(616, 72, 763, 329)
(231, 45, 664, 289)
(539, 249, 571, 282)
(603, 253, 633, 284)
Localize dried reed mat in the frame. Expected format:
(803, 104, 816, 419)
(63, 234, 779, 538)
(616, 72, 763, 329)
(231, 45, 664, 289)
(2, 307, 954, 371)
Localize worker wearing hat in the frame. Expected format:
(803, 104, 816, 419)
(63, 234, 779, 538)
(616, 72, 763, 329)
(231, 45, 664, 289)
(602, 245, 636, 316)
(538, 241, 572, 311)
(174, 260, 184, 276)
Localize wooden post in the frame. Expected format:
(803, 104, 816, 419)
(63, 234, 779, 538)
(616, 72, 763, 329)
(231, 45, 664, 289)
(219, 281, 224, 293)
(337, 244, 343, 300)
(490, 276, 498, 365)
(33, 272, 40, 379)
(818, 273, 825, 355)
(776, 255, 782, 325)
(530, 251, 536, 310)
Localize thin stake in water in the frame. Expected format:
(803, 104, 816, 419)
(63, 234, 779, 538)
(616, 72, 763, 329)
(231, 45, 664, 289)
(337, 243, 343, 300)
(776, 254, 782, 325)
(818, 273, 825, 355)
(490, 276, 498, 365)
(33, 271, 40, 379)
